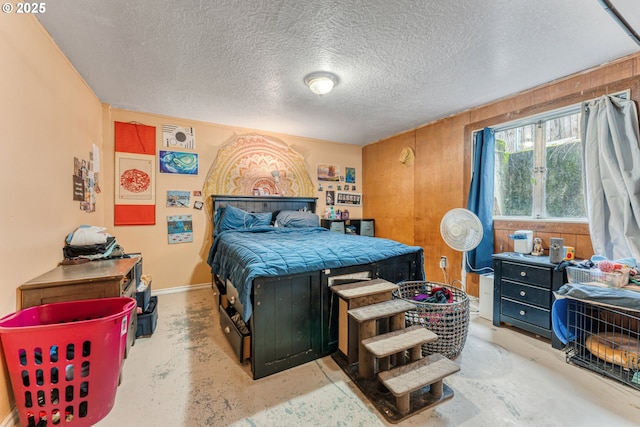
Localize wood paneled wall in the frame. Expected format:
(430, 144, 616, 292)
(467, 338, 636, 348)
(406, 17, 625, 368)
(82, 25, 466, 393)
(493, 220, 593, 261)
(363, 52, 640, 297)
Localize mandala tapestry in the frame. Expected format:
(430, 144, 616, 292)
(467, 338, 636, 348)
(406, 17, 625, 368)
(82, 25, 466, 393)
(203, 135, 315, 212)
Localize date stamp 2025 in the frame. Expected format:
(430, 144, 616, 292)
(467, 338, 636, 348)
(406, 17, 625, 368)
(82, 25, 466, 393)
(2, 2, 46, 14)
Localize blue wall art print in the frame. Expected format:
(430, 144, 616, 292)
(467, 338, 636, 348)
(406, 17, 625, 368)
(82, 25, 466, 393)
(159, 150, 198, 175)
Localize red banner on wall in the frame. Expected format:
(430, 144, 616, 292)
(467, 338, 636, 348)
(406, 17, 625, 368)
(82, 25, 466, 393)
(114, 122, 156, 225)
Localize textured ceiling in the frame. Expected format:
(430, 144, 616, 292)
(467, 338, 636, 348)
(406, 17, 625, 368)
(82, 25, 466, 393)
(37, 0, 640, 145)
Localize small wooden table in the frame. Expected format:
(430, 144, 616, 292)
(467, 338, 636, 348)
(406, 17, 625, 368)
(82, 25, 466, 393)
(19, 257, 142, 355)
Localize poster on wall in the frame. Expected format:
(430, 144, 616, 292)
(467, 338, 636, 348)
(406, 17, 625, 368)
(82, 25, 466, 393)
(159, 150, 199, 175)
(317, 163, 340, 181)
(162, 124, 196, 149)
(73, 175, 84, 201)
(114, 121, 156, 225)
(345, 167, 356, 183)
(167, 191, 190, 207)
(72, 151, 98, 212)
(116, 154, 154, 200)
(167, 215, 193, 244)
(326, 190, 335, 206)
(336, 192, 361, 206)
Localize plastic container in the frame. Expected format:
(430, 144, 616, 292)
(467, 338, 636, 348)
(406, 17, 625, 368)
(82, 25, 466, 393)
(136, 296, 158, 338)
(136, 282, 152, 312)
(566, 266, 630, 288)
(0, 297, 136, 427)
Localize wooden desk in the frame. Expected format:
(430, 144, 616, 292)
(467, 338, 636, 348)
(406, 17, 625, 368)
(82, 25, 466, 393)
(19, 256, 142, 355)
(20, 257, 140, 308)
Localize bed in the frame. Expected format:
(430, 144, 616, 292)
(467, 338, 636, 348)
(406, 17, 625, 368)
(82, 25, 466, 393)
(207, 195, 425, 379)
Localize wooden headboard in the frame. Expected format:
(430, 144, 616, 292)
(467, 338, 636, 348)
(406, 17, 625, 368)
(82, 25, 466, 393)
(211, 195, 317, 216)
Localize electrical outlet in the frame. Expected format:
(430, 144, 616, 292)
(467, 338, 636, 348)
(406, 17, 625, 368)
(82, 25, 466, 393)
(440, 256, 448, 268)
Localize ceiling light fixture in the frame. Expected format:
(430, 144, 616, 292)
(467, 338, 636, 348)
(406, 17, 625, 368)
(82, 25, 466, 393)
(304, 72, 339, 95)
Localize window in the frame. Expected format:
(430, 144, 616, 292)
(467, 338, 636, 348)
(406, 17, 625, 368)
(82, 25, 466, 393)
(492, 108, 586, 220)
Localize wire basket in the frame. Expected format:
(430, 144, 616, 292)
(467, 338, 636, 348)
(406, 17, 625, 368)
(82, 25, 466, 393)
(392, 281, 470, 359)
(566, 266, 630, 288)
(0, 297, 136, 427)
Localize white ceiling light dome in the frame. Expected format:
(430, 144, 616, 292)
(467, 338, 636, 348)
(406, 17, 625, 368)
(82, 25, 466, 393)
(304, 72, 339, 95)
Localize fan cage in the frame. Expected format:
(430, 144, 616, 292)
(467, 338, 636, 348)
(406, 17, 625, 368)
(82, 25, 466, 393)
(393, 281, 470, 359)
(440, 209, 483, 252)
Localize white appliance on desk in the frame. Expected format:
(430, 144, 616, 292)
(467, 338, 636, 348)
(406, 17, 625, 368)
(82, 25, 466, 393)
(511, 230, 533, 254)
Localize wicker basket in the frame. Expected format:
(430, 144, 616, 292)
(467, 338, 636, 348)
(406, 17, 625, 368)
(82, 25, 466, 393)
(392, 281, 470, 359)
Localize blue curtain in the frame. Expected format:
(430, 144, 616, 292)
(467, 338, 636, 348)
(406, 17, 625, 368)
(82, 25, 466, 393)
(466, 127, 495, 271)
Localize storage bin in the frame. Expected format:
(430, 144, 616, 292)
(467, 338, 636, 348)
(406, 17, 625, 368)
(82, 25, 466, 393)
(0, 297, 136, 427)
(566, 266, 630, 288)
(136, 296, 158, 337)
(393, 281, 470, 359)
(136, 282, 152, 312)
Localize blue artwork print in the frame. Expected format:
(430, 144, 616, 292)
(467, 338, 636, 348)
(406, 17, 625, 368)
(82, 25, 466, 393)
(159, 150, 198, 175)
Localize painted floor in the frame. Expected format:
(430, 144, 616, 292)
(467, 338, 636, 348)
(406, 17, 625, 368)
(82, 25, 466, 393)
(94, 288, 640, 427)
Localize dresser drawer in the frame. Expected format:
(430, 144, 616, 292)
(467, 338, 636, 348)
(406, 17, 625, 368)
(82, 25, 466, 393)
(501, 262, 550, 288)
(500, 281, 550, 308)
(219, 305, 251, 362)
(501, 298, 550, 329)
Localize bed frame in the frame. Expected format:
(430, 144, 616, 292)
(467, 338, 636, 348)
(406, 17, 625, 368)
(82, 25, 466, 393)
(210, 195, 423, 379)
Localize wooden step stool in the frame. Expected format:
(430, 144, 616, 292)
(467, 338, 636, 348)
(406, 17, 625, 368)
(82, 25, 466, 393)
(378, 353, 460, 415)
(331, 279, 398, 363)
(348, 299, 416, 379)
(361, 324, 437, 373)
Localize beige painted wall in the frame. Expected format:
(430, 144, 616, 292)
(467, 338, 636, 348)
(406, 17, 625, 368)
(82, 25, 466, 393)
(103, 108, 363, 291)
(0, 16, 104, 421)
(0, 16, 362, 423)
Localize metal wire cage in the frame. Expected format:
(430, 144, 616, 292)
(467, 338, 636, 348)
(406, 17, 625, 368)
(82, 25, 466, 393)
(565, 298, 640, 390)
(393, 281, 470, 359)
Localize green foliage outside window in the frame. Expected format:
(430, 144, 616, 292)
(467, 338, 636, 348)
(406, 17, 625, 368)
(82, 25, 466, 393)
(494, 140, 585, 218)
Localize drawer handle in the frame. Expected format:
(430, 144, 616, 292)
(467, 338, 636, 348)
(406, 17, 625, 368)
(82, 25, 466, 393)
(520, 290, 526, 297)
(229, 296, 236, 305)
(519, 310, 526, 316)
(224, 326, 231, 334)
(520, 271, 527, 277)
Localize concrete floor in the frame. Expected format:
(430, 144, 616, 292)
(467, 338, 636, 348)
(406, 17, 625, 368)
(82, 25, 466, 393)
(94, 287, 640, 427)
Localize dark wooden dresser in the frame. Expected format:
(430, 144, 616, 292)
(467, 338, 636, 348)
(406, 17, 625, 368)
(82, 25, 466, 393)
(492, 253, 566, 349)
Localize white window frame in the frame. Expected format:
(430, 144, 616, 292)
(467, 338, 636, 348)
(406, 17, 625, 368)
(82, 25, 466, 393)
(482, 90, 630, 222)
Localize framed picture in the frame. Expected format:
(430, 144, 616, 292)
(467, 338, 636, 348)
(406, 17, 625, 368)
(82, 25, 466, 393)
(336, 192, 361, 206)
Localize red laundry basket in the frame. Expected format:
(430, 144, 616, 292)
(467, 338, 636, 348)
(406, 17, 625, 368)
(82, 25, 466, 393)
(0, 297, 136, 427)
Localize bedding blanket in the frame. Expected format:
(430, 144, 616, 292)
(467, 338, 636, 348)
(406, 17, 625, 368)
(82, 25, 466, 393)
(207, 226, 424, 321)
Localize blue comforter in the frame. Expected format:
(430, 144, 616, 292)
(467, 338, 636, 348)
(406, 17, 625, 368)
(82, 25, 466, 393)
(207, 226, 424, 321)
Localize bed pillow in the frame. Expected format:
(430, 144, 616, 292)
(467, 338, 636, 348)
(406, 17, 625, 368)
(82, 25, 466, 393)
(219, 204, 272, 231)
(214, 206, 226, 235)
(275, 210, 320, 228)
